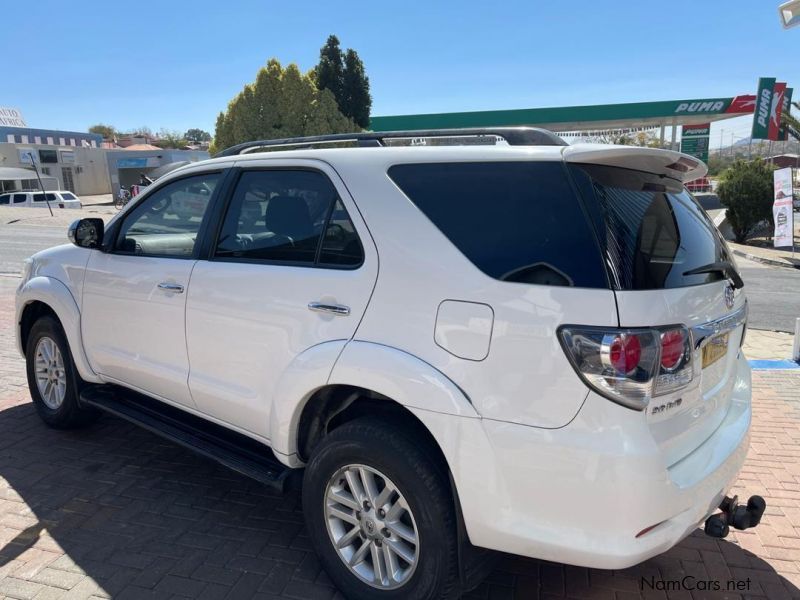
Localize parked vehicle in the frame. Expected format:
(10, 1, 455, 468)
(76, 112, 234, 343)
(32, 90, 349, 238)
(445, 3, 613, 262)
(0, 190, 82, 209)
(15, 128, 763, 600)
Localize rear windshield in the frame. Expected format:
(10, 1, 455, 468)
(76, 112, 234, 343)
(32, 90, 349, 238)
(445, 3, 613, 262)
(570, 164, 735, 290)
(388, 162, 607, 288)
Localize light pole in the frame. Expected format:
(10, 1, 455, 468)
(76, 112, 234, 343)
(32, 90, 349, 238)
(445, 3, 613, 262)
(26, 153, 53, 216)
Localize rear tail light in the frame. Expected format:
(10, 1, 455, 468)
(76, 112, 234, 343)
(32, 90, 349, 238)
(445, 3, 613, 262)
(558, 325, 694, 410)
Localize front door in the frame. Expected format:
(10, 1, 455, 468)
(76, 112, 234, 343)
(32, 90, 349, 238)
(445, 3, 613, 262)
(185, 161, 378, 439)
(81, 171, 223, 407)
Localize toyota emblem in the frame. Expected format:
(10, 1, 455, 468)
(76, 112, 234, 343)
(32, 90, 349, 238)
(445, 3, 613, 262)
(724, 285, 735, 310)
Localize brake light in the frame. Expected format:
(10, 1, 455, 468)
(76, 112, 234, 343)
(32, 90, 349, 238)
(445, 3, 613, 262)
(609, 334, 641, 374)
(559, 325, 694, 411)
(660, 330, 685, 370)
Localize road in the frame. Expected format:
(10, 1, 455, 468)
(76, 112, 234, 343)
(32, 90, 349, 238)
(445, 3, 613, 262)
(2, 221, 799, 332)
(0, 224, 67, 275)
(738, 256, 800, 332)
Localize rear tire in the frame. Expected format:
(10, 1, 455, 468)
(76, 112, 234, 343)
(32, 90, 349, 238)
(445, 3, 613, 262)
(302, 417, 459, 600)
(25, 316, 99, 429)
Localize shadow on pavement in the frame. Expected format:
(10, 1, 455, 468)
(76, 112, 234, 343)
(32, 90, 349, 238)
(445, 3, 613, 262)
(0, 401, 798, 599)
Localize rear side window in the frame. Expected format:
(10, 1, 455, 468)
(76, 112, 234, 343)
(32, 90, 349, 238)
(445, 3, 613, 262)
(0, 195, 9, 205)
(60, 192, 77, 200)
(569, 164, 734, 290)
(388, 162, 607, 288)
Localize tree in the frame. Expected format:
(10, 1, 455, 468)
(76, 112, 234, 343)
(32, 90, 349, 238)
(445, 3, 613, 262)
(154, 129, 187, 149)
(88, 124, 115, 139)
(211, 58, 356, 154)
(314, 35, 371, 129)
(716, 158, 775, 243)
(184, 128, 211, 143)
(342, 49, 372, 129)
(314, 35, 345, 109)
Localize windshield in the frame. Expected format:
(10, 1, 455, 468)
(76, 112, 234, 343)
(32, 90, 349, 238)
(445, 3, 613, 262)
(570, 164, 737, 290)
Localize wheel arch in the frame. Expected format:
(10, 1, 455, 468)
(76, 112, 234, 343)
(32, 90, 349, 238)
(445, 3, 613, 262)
(16, 276, 100, 383)
(269, 340, 479, 467)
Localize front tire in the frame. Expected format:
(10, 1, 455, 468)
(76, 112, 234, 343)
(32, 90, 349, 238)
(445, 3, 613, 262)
(302, 417, 459, 600)
(25, 316, 98, 429)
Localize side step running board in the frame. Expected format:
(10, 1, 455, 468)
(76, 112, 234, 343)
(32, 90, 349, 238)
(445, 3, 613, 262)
(80, 384, 292, 492)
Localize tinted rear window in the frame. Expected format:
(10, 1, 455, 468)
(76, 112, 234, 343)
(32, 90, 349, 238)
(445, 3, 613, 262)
(388, 162, 607, 288)
(570, 164, 734, 290)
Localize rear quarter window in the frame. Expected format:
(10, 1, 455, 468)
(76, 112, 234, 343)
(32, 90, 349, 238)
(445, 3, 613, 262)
(388, 161, 607, 288)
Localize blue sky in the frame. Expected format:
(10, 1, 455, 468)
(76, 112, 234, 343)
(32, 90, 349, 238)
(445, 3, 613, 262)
(1, 0, 796, 146)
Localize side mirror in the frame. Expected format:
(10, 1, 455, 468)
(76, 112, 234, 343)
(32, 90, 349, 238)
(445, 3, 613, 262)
(68, 218, 105, 249)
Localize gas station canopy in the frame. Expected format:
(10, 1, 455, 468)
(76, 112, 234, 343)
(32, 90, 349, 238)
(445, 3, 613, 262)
(369, 95, 757, 135)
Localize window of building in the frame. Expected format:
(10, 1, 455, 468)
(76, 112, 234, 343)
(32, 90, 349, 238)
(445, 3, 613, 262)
(39, 149, 58, 163)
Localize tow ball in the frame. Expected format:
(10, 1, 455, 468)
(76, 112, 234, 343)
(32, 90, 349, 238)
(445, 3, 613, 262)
(704, 495, 766, 538)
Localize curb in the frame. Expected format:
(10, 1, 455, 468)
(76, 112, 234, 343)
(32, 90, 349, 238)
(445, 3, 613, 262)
(731, 248, 800, 270)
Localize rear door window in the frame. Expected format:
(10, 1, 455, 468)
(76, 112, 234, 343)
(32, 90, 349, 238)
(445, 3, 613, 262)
(388, 162, 607, 288)
(13, 194, 27, 204)
(215, 169, 364, 268)
(569, 164, 735, 290)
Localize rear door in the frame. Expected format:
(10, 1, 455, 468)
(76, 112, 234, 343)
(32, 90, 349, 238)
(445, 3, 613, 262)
(185, 160, 378, 439)
(569, 161, 746, 466)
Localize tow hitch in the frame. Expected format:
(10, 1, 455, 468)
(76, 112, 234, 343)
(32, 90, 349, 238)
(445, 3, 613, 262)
(704, 495, 766, 538)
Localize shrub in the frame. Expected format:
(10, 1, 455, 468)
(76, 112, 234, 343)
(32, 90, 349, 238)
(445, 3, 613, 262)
(716, 158, 775, 243)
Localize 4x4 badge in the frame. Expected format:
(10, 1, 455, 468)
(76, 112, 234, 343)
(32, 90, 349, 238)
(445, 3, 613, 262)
(724, 285, 735, 310)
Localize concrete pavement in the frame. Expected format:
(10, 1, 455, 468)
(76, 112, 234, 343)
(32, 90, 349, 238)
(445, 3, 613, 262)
(1, 280, 800, 598)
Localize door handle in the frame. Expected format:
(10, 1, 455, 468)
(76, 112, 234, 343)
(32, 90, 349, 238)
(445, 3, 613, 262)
(308, 302, 350, 316)
(158, 282, 185, 293)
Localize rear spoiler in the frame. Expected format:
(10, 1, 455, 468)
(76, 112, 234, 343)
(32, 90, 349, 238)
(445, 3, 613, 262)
(562, 144, 707, 183)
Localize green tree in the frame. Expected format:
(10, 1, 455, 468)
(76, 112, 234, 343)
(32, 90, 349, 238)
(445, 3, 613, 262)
(154, 129, 187, 149)
(211, 58, 356, 154)
(716, 158, 775, 243)
(314, 35, 345, 109)
(342, 49, 372, 128)
(314, 35, 371, 129)
(88, 123, 115, 139)
(184, 128, 211, 143)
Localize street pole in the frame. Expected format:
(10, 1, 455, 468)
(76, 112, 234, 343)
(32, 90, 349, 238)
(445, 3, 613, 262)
(27, 152, 53, 217)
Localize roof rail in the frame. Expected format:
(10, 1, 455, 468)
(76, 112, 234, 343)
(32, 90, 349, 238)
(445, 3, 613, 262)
(214, 127, 567, 157)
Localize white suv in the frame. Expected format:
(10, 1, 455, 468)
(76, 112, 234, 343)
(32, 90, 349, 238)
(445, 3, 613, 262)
(0, 190, 82, 209)
(15, 128, 763, 599)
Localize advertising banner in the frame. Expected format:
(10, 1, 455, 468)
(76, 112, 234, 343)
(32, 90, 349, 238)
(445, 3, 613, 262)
(680, 123, 710, 162)
(752, 77, 776, 139)
(780, 87, 794, 141)
(768, 82, 787, 140)
(0, 107, 27, 128)
(773, 167, 795, 248)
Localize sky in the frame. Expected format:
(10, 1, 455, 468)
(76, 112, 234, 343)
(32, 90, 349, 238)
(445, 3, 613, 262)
(1, 0, 797, 148)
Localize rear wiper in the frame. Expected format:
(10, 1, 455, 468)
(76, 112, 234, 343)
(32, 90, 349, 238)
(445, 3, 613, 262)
(683, 261, 744, 289)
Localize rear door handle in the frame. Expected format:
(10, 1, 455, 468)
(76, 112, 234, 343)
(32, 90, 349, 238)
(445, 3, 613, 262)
(158, 282, 185, 293)
(308, 302, 350, 316)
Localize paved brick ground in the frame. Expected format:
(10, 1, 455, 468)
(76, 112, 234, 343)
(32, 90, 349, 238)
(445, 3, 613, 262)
(1, 276, 799, 599)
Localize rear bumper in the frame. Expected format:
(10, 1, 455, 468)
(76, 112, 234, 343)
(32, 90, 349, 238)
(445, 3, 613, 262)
(452, 352, 751, 569)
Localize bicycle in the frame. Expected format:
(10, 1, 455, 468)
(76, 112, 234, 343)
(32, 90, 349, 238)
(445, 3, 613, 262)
(115, 188, 131, 210)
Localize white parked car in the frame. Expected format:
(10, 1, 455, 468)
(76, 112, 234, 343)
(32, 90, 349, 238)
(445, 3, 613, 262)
(0, 190, 82, 209)
(15, 128, 763, 599)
